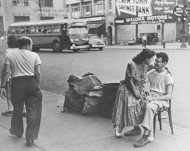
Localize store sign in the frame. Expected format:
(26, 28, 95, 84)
(115, 14, 175, 25)
(116, 0, 176, 18)
(83, 16, 105, 22)
(173, 5, 184, 17)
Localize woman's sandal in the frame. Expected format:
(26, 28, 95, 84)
(124, 129, 141, 136)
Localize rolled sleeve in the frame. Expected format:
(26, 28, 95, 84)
(35, 53, 42, 65)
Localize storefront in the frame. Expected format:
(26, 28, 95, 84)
(115, 0, 179, 44)
(82, 15, 106, 38)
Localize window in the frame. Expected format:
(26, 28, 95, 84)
(95, 0, 105, 15)
(39, 0, 53, 7)
(12, 0, 28, 6)
(71, 3, 80, 18)
(109, 0, 112, 11)
(82, 2, 92, 17)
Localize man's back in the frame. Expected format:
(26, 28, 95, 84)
(4, 49, 41, 78)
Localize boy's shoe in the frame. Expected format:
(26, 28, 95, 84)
(26, 140, 34, 147)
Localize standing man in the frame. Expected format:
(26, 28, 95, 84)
(142, 34, 147, 48)
(134, 52, 174, 147)
(0, 36, 42, 147)
(0, 35, 17, 116)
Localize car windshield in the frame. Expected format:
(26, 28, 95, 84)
(89, 35, 99, 39)
(68, 27, 88, 34)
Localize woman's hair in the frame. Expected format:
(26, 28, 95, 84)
(132, 48, 156, 64)
(7, 35, 18, 48)
(156, 52, 169, 64)
(18, 38, 31, 49)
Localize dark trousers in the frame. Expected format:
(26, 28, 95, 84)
(11, 76, 42, 140)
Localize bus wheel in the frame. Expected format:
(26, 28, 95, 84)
(52, 41, 61, 52)
(73, 49, 79, 53)
(33, 47, 40, 52)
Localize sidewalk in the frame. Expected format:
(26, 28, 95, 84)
(0, 90, 190, 151)
(106, 42, 190, 50)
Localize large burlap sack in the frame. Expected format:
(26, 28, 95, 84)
(64, 88, 85, 112)
(82, 97, 101, 115)
(67, 74, 102, 95)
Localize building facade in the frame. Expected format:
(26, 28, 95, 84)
(66, 0, 116, 45)
(115, 0, 189, 44)
(0, 0, 68, 36)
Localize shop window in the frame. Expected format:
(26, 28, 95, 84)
(95, 0, 105, 15)
(109, 0, 112, 11)
(39, 0, 53, 7)
(82, 2, 92, 17)
(12, 0, 28, 6)
(14, 16, 30, 22)
(71, 3, 80, 18)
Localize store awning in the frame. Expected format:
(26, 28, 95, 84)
(88, 23, 104, 29)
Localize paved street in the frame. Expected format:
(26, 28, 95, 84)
(0, 42, 190, 151)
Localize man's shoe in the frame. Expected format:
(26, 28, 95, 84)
(26, 140, 34, 147)
(9, 129, 22, 138)
(124, 129, 141, 136)
(1, 110, 13, 116)
(134, 136, 151, 148)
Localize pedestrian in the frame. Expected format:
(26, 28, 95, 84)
(0, 36, 42, 147)
(112, 49, 156, 138)
(134, 52, 174, 147)
(0, 35, 17, 116)
(142, 34, 147, 48)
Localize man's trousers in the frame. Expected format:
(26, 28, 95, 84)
(11, 76, 42, 140)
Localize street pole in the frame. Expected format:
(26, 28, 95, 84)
(180, 0, 187, 48)
(1, 0, 8, 35)
(161, 21, 165, 48)
(38, 0, 42, 19)
(187, 0, 190, 45)
(136, 10, 138, 41)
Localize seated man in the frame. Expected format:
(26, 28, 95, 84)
(134, 52, 174, 147)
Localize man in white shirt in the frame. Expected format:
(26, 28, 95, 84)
(0, 36, 42, 147)
(134, 52, 174, 147)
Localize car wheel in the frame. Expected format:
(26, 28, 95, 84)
(52, 41, 61, 52)
(99, 47, 103, 51)
(152, 38, 158, 45)
(73, 49, 79, 53)
(177, 38, 181, 43)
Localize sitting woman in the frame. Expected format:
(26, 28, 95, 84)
(112, 48, 156, 138)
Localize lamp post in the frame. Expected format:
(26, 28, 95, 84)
(180, 1, 187, 48)
(136, 10, 138, 41)
(161, 20, 165, 48)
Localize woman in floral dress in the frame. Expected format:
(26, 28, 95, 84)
(112, 49, 156, 138)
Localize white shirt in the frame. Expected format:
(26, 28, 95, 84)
(147, 69, 174, 94)
(4, 48, 42, 78)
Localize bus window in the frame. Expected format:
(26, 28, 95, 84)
(15, 28, 19, 34)
(20, 27, 25, 34)
(26, 26, 30, 34)
(53, 25, 60, 33)
(30, 26, 36, 34)
(11, 28, 15, 34)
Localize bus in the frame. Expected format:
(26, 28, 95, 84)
(7, 19, 89, 52)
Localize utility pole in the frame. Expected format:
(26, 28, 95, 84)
(1, 0, 8, 35)
(38, 0, 43, 19)
(187, 0, 190, 45)
(180, 0, 187, 48)
(136, 9, 138, 41)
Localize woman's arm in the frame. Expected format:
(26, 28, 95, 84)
(128, 77, 141, 99)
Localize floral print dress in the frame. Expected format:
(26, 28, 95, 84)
(112, 61, 148, 130)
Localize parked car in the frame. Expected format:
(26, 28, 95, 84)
(128, 33, 158, 45)
(139, 33, 159, 45)
(88, 34, 105, 51)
